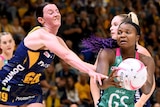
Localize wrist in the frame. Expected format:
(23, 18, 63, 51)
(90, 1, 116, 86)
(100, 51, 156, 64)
(137, 100, 144, 106)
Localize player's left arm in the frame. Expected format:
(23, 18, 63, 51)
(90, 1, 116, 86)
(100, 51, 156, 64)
(136, 47, 155, 107)
(140, 55, 155, 95)
(135, 76, 155, 107)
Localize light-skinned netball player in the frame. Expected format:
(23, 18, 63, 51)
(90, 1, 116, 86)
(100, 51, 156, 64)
(0, 2, 106, 107)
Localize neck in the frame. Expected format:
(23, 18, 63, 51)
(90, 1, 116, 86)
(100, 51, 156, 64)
(120, 48, 136, 59)
(44, 25, 59, 35)
(1, 52, 13, 60)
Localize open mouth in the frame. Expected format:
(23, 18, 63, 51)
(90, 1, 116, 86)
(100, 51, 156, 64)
(119, 40, 127, 45)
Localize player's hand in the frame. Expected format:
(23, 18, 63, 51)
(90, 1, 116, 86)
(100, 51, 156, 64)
(89, 71, 108, 86)
(97, 69, 121, 89)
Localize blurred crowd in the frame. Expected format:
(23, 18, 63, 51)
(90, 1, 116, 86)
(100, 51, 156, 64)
(0, 0, 160, 107)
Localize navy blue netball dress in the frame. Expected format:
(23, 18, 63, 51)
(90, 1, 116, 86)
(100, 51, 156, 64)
(0, 27, 55, 106)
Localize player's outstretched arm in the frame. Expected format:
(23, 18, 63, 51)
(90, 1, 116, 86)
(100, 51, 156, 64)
(40, 30, 107, 85)
(90, 54, 101, 106)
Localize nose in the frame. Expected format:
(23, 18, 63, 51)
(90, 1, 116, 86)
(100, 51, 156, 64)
(119, 32, 127, 38)
(110, 26, 113, 31)
(7, 42, 12, 46)
(54, 11, 60, 17)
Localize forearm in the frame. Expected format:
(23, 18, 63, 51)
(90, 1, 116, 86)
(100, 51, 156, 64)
(90, 77, 100, 106)
(136, 76, 155, 105)
(64, 50, 94, 74)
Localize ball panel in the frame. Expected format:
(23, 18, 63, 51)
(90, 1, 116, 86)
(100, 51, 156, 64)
(116, 58, 147, 90)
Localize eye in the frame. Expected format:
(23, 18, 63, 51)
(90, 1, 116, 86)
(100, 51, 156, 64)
(48, 10, 53, 15)
(118, 30, 122, 35)
(115, 23, 119, 26)
(48, 9, 60, 15)
(2, 41, 7, 45)
(113, 22, 118, 27)
(126, 31, 131, 34)
(9, 40, 12, 43)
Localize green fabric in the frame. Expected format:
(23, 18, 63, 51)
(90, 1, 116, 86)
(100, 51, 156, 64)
(98, 51, 135, 107)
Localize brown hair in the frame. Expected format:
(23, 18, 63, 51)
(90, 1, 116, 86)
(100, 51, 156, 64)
(35, 2, 49, 26)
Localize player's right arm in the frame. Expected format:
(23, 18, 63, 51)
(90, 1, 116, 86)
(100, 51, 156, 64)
(96, 48, 120, 89)
(24, 28, 106, 85)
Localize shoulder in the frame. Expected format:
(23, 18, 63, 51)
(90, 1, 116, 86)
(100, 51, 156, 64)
(28, 26, 42, 33)
(24, 27, 49, 50)
(25, 26, 42, 40)
(137, 44, 151, 57)
(98, 48, 116, 60)
(97, 48, 116, 67)
(99, 48, 115, 55)
(139, 53, 154, 66)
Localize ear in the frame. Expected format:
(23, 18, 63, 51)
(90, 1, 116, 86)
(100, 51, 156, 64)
(37, 17, 44, 25)
(13, 40, 16, 49)
(136, 35, 140, 43)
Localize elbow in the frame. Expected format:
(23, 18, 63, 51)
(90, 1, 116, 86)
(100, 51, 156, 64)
(143, 88, 151, 95)
(63, 55, 69, 62)
(142, 75, 155, 95)
(144, 80, 156, 95)
(142, 83, 152, 95)
(61, 52, 76, 67)
(61, 52, 71, 62)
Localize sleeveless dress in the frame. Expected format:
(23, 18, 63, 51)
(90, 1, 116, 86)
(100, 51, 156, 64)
(0, 55, 8, 65)
(0, 26, 55, 106)
(97, 48, 139, 107)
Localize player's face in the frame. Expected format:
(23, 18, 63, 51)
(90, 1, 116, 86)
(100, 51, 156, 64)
(117, 23, 139, 48)
(42, 4, 61, 28)
(110, 16, 123, 40)
(0, 34, 15, 53)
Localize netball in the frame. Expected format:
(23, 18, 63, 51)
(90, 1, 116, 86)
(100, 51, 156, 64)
(116, 58, 147, 90)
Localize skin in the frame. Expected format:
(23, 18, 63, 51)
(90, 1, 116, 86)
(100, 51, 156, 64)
(0, 32, 15, 69)
(90, 15, 155, 107)
(24, 4, 106, 83)
(0, 3, 106, 107)
(96, 22, 155, 106)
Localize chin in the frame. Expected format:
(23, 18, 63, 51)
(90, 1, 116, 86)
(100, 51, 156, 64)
(112, 36, 117, 40)
(54, 23, 61, 27)
(119, 44, 128, 48)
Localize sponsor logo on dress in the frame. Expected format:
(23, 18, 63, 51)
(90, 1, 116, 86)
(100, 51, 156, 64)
(38, 61, 50, 68)
(2, 64, 25, 86)
(15, 95, 35, 101)
(43, 51, 50, 58)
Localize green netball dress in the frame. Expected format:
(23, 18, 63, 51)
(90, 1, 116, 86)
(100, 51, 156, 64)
(97, 48, 139, 107)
